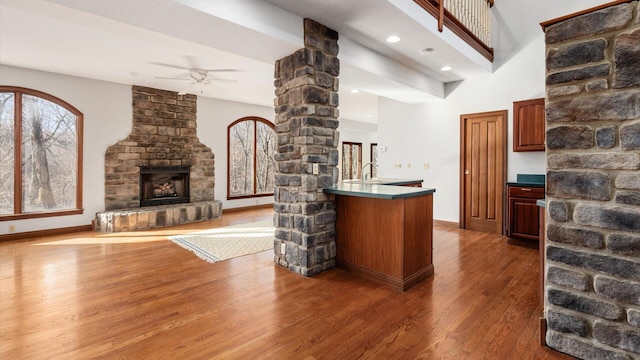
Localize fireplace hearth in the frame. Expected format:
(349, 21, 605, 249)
(140, 166, 190, 207)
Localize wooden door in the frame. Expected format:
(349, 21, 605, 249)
(460, 110, 507, 234)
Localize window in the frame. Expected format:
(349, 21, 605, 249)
(341, 142, 362, 180)
(227, 117, 276, 199)
(0, 86, 83, 220)
(370, 143, 378, 178)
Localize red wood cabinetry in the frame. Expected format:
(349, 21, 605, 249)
(513, 98, 545, 152)
(507, 185, 545, 241)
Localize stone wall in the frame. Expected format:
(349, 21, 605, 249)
(104, 86, 216, 210)
(273, 19, 340, 276)
(544, 2, 640, 359)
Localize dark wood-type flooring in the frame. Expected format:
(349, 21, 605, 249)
(0, 208, 573, 359)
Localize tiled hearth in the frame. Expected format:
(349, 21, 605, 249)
(95, 86, 221, 232)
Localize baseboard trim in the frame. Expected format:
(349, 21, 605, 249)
(433, 219, 459, 228)
(0, 225, 92, 242)
(222, 203, 273, 213)
(539, 317, 547, 346)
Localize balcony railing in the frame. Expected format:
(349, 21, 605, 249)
(414, 0, 494, 62)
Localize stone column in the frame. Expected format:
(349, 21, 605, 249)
(273, 19, 340, 276)
(544, 2, 640, 359)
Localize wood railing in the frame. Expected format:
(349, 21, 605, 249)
(414, 0, 494, 62)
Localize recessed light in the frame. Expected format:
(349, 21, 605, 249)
(440, 66, 452, 71)
(351, 89, 360, 94)
(420, 48, 434, 55)
(386, 35, 401, 43)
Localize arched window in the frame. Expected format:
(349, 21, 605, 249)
(227, 117, 276, 199)
(0, 86, 83, 220)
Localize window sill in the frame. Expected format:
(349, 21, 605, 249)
(0, 209, 84, 221)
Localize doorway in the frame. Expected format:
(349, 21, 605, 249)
(459, 110, 507, 234)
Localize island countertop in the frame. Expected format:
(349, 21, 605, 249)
(323, 182, 435, 200)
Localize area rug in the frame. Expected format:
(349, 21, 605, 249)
(169, 220, 274, 263)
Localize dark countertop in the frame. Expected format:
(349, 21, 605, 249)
(340, 178, 423, 186)
(506, 181, 545, 187)
(323, 183, 435, 200)
(507, 174, 545, 188)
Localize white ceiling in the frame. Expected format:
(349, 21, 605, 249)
(0, 0, 608, 125)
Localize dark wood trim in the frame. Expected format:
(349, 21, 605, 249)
(0, 224, 92, 242)
(539, 317, 547, 346)
(413, 0, 494, 62)
(226, 116, 275, 200)
(222, 203, 273, 214)
(0, 209, 84, 221)
(540, 0, 633, 30)
(370, 143, 378, 178)
(0, 86, 84, 218)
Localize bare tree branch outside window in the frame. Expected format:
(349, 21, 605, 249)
(227, 117, 275, 199)
(0, 87, 81, 219)
(341, 142, 362, 180)
(0, 93, 15, 215)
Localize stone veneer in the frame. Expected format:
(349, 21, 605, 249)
(544, 2, 640, 359)
(273, 19, 340, 276)
(96, 86, 221, 232)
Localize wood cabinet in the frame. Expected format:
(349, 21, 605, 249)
(334, 193, 434, 291)
(401, 181, 423, 188)
(507, 185, 544, 241)
(513, 98, 545, 152)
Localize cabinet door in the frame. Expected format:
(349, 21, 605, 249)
(513, 98, 545, 152)
(509, 197, 540, 241)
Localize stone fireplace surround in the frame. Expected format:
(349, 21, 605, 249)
(94, 86, 221, 232)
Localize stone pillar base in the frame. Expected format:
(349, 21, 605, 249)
(94, 201, 222, 232)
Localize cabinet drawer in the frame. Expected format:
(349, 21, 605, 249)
(508, 186, 544, 198)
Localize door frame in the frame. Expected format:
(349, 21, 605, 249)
(459, 110, 508, 233)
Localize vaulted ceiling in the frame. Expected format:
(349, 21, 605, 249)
(0, 0, 606, 124)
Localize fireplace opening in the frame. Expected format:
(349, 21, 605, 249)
(140, 166, 190, 207)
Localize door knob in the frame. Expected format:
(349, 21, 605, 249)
(464, 169, 469, 175)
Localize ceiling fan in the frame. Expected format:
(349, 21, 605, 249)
(152, 61, 239, 95)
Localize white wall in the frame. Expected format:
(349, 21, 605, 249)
(377, 33, 547, 223)
(0, 65, 275, 235)
(196, 97, 275, 209)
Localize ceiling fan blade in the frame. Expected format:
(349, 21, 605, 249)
(202, 69, 241, 73)
(155, 76, 191, 80)
(208, 78, 238, 85)
(149, 61, 190, 70)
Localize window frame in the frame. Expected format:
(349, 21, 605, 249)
(341, 141, 363, 180)
(226, 116, 275, 200)
(370, 143, 378, 179)
(0, 86, 84, 221)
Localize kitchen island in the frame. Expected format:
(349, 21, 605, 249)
(323, 181, 435, 291)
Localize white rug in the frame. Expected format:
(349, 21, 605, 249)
(169, 220, 274, 263)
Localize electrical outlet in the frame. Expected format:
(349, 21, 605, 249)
(394, 163, 402, 169)
(406, 163, 411, 169)
(8, 225, 16, 233)
(423, 163, 430, 169)
(281, 243, 286, 255)
(312, 163, 319, 175)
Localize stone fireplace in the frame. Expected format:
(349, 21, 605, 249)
(94, 86, 221, 232)
(139, 165, 190, 207)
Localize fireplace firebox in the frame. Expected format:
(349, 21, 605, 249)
(139, 166, 190, 207)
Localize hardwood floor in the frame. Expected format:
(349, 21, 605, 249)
(0, 208, 573, 359)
